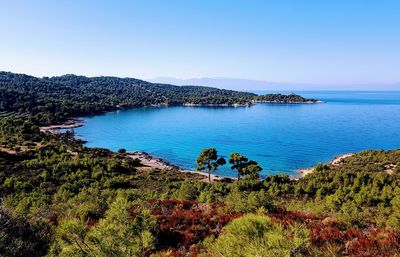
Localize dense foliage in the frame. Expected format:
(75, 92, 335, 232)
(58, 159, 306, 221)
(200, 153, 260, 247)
(1, 71, 399, 256)
(200, 213, 309, 256)
(0, 71, 256, 124)
(0, 71, 317, 125)
(254, 93, 318, 103)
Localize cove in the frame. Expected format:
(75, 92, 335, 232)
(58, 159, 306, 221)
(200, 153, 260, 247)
(74, 91, 400, 177)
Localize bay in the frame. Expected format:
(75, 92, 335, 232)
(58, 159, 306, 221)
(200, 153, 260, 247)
(74, 91, 400, 177)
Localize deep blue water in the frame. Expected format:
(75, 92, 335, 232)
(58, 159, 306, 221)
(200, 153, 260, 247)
(74, 91, 400, 177)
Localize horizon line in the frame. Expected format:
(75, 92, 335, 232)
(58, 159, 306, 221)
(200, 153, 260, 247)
(1, 69, 399, 89)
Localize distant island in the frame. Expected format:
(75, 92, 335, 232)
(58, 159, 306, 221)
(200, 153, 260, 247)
(0, 71, 319, 125)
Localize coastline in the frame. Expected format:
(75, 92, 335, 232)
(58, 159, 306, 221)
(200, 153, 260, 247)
(37, 117, 235, 182)
(38, 116, 234, 182)
(128, 150, 353, 181)
(126, 151, 235, 182)
(39, 118, 84, 134)
(38, 99, 326, 181)
(182, 103, 251, 107)
(297, 153, 354, 177)
(252, 100, 323, 104)
(39, 116, 353, 181)
(37, 99, 322, 133)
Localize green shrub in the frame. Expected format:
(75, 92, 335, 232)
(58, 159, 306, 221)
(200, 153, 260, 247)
(224, 188, 272, 212)
(200, 213, 309, 257)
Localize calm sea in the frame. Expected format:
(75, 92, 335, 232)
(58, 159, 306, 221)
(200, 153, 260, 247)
(74, 91, 400, 177)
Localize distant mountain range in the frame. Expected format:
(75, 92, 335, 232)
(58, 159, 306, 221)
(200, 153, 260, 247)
(150, 77, 400, 91)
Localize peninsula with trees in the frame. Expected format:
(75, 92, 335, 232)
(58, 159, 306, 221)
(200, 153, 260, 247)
(0, 71, 318, 124)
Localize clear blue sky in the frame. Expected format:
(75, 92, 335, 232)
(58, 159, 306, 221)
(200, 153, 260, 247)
(1, 0, 399, 85)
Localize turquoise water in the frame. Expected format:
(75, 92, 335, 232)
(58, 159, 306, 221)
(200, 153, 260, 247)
(74, 91, 400, 177)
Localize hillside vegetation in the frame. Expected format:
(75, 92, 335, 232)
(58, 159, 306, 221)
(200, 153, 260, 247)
(1, 71, 399, 256)
(1, 119, 400, 256)
(254, 93, 318, 103)
(0, 72, 255, 124)
(0, 71, 316, 124)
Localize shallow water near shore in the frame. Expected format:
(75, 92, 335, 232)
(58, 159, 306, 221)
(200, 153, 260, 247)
(73, 91, 400, 177)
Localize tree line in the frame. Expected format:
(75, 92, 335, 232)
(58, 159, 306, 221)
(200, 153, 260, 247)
(195, 148, 262, 182)
(0, 71, 317, 126)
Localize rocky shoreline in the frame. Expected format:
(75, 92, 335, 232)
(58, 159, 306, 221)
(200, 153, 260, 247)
(252, 100, 324, 104)
(38, 97, 323, 133)
(126, 151, 234, 182)
(39, 118, 84, 134)
(182, 103, 251, 107)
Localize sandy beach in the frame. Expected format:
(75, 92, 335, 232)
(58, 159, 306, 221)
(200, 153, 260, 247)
(297, 153, 354, 177)
(330, 153, 354, 165)
(39, 118, 84, 134)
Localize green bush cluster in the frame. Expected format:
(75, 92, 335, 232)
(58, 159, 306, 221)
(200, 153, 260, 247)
(200, 213, 309, 257)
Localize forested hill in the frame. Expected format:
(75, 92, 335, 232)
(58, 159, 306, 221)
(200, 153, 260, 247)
(0, 71, 317, 124)
(254, 93, 318, 103)
(0, 71, 255, 123)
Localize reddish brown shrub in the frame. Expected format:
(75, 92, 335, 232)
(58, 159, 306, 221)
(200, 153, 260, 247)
(269, 209, 400, 256)
(309, 221, 400, 256)
(269, 210, 324, 227)
(146, 199, 241, 255)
